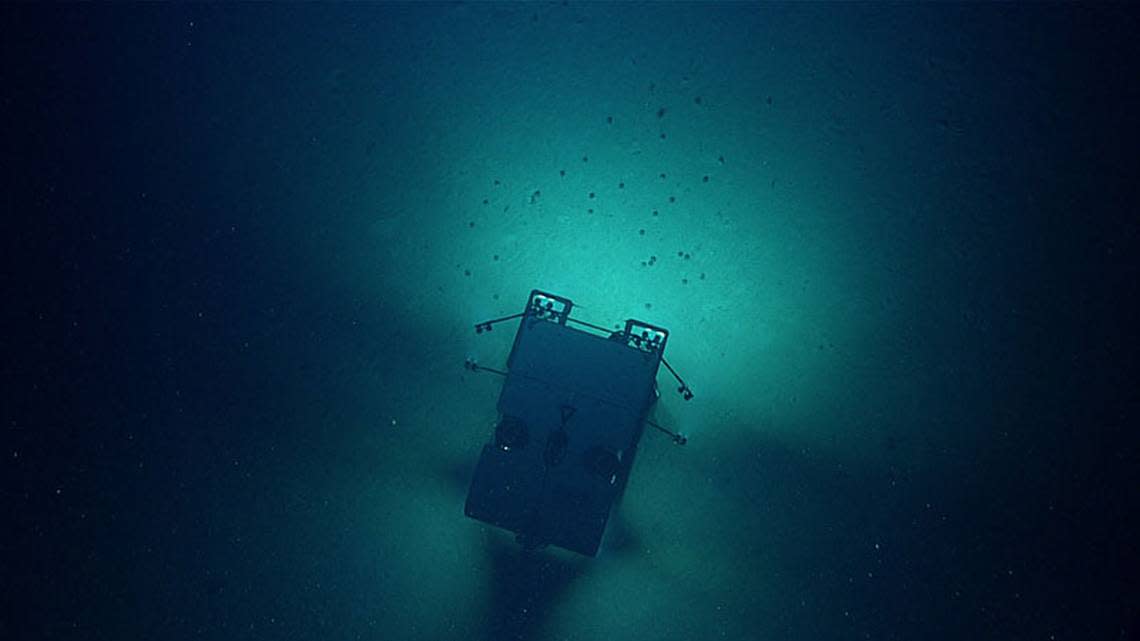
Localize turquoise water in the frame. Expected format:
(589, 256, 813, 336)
(5, 4, 1135, 640)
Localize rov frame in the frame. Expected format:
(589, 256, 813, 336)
(463, 289, 692, 556)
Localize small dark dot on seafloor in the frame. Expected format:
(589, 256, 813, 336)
(493, 293, 499, 300)
(703, 175, 710, 183)
(660, 133, 667, 139)
(469, 221, 475, 228)
(607, 115, 613, 124)
(652, 209, 658, 216)
(669, 195, 676, 203)
(694, 96, 702, 105)
(677, 250, 684, 257)
(582, 155, 589, 162)
(493, 254, 499, 261)
(718, 155, 725, 164)
(560, 169, 566, 177)
(618, 182, 624, 189)
(482, 199, 488, 205)
(639, 228, 645, 235)
(684, 253, 691, 260)
(494, 179, 500, 185)
(641, 260, 647, 267)
(645, 302, 653, 309)
(649, 255, 657, 262)
(659, 173, 666, 179)
(682, 278, 688, 285)
(700, 272, 706, 280)
(588, 192, 595, 199)
(588, 208, 594, 214)
(656, 107, 666, 118)
(464, 269, 471, 276)
(766, 95, 773, 105)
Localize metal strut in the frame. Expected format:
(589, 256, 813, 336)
(660, 357, 694, 400)
(646, 419, 688, 445)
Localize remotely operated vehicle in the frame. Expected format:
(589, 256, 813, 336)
(464, 290, 692, 556)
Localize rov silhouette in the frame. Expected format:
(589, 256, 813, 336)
(464, 290, 693, 556)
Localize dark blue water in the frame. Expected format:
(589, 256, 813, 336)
(5, 4, 1136, 640)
